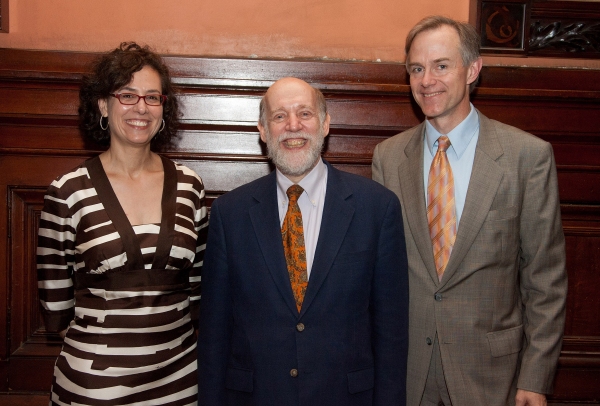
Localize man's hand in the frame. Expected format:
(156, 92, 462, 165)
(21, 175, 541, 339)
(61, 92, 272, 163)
(515, 389, 547, 406)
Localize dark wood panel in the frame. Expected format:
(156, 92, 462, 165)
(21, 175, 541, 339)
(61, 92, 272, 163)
(0, 124, 86, 151)
(477, 66, 600, 92)
(561, 205, 600, 354)
(552, 366, 600, 402)
(0, 86, 79, 116)
(8, 188, 46, 355)
(0, 361, 6, 392)
(7, 358, 54, 392)
(474, 101, 600, 135)
(0, 395, 51, 406)
(0, 155, 87, 186)
(0, 48, 599, 403)
(551, 142, 600, 167)
(558, 169, 600, 205)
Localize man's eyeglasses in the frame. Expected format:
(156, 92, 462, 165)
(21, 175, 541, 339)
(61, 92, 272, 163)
(111, 93, 167, 106)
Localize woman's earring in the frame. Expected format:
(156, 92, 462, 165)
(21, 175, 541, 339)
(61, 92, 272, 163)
(159, 119, 165, 132)
(99, 116, 109, 131)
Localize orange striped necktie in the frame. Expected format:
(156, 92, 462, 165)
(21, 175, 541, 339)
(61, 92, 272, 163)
(427, 136, 457, 281)
(282, 185, 308, 312)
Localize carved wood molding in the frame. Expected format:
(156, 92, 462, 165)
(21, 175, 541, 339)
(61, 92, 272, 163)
(471, 0, 600, 58)
(530, 19, 600, 54)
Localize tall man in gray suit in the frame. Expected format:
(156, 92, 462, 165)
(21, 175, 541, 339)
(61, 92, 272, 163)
(372, 16, 567, 406)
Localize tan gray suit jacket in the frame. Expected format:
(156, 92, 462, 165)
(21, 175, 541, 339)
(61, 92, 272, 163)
(372, 111, 567, 406)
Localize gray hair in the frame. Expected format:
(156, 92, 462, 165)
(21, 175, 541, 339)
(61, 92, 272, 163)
(405, 15, 481, 91)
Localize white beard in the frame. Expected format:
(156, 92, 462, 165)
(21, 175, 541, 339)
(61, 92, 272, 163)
(266, 129, 325, 178)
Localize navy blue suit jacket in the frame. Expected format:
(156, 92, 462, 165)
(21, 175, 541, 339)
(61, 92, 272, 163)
(197, 161, 409, 406)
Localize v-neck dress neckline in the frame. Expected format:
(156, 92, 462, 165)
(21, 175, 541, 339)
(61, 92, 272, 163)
(84, 155, 178, 271)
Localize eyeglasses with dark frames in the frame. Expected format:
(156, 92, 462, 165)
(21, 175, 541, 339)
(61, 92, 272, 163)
(110, 93, 167, 106)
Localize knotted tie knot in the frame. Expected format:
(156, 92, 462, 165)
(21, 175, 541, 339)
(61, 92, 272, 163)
(287, 184, 304, 203)
(437, 135, 451, 152)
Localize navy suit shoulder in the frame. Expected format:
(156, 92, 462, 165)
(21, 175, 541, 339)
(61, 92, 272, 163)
(210, 171, 276, 209)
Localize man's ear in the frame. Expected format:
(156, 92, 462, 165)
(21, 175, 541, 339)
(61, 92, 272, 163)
(322, 113, 331, 138)
(258, 122, 267, 143)
(467, 57, 483, 86)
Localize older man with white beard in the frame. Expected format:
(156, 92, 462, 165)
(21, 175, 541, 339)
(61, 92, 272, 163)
(197, 77, 409, 406)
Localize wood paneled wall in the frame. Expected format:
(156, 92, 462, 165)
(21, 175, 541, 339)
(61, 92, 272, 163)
(0, 48, 599, 405)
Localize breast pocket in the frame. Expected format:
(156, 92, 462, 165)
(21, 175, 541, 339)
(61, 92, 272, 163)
(485, 205, 518, 222)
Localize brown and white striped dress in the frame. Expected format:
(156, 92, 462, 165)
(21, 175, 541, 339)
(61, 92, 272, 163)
(37, 156, 208, 406)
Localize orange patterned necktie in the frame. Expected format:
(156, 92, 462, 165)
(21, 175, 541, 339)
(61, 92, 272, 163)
(427, 136, 457, 281)
(282, 185, 308, 312)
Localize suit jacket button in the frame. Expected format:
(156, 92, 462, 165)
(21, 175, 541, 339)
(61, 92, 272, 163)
(296, 323, 305, 332)
(434, 293, 442, 301)
(290, 369, 298, 377)
(426, 337, 432, 345)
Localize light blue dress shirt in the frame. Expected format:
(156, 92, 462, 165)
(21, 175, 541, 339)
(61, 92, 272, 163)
(423, 104, 480, 227)
(277, 158, 328, 278)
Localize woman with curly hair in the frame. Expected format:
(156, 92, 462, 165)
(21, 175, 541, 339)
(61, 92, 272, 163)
(37, 42, 207, 405)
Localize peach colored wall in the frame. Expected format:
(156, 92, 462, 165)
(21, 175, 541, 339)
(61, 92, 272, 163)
(0, 0, 468, 60)
(1, 0, 599, 68)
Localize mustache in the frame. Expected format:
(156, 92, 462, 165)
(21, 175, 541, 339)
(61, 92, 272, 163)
(277, 132, 312, 142)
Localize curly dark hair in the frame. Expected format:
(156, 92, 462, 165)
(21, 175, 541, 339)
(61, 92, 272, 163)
(78, 42, 180, 150)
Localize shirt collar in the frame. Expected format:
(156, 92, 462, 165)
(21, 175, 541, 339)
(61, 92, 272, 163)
(424, 104, 479, 158)
(276, 158, 327, 207)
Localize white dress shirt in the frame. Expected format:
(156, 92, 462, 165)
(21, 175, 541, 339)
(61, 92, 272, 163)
(276, 158, 328, 278)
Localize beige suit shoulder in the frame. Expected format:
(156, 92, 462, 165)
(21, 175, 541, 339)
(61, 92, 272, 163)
(374, 123, 424, 165)
(379, 125, 421, 148)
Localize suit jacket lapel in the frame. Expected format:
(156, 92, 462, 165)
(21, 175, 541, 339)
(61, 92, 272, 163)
(398, 124, 440, 284)
(300, 163, 354, 316)
(249, 172, 300, 316)
(441, 112, 505, 285)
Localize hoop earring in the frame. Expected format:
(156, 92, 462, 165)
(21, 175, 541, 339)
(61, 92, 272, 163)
(159, 119, 165, 133)
(99, 116, 109, 131)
